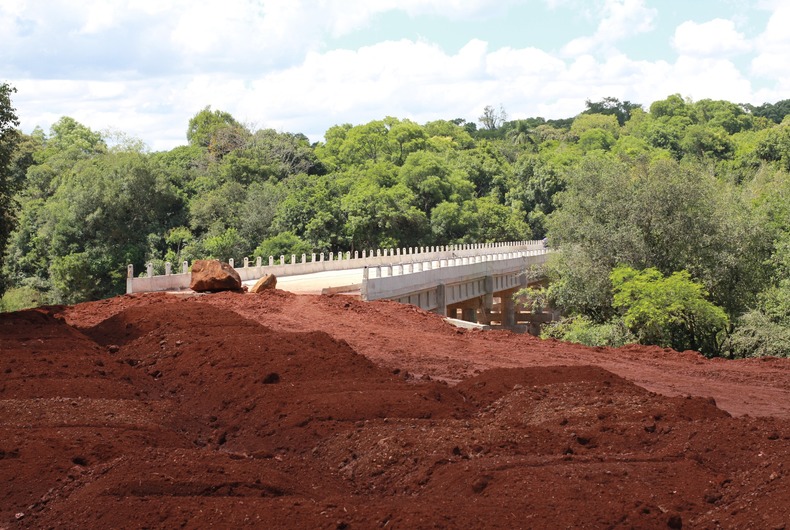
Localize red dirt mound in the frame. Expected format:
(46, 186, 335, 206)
(2, 291, 789, 529)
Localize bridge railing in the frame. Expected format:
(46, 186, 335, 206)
(361, 249, 549, 303)
(126, 240, 545, 294)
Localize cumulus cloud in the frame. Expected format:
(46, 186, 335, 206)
(640, 57, 754, 103)
(1, 0, 530, 78)
(0, 1, 314, 77)
(751, 2, 790, 84)
(321, 0, 520, 27)
(77, 1, 117, 34)
(562, 0, 657, 56)
(597, 0, 656, 38)
(672, 19, 752, 57)
(486, 46, 566, 81)
(242, 39, 496, 132)
(2, 0, 787, 150)
(9, 37, 763, 150)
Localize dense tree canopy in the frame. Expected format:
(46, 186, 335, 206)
(3, 91, 790, 358)
(0, 82, 21, 297)
(583, 97, 642, 126)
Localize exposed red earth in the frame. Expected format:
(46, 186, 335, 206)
(2, 290, 789, 529)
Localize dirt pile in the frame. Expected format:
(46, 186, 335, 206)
(2, 291, 789, 528)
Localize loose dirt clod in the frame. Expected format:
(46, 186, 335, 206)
(1, 291, 789, 528)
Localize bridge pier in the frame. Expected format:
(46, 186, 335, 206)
(500, 287, 518, 328)
(435, 283, 446, 317)
(476, 287, 521, 329)
(444, 283, 528, 331)
(447, 297, 484, 323)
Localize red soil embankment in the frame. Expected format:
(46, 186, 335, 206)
(1, 291, 788, 528)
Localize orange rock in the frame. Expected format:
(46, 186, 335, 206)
(250, 274, 277, 293)
(189, 260, 242, 292)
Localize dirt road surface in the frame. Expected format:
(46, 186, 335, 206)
(2, 290, 788, 529)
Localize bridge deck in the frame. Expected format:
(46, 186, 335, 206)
(244, 268, 364, 295)
(127, 241, 551, 329)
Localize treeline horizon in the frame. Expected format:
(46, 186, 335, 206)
(2, 84, 790, 358)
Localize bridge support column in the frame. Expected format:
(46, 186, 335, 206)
(475, 276, 495, 325)
(484, 276, 494, 314)
(435, 283, 446, 316)
(447, 297, 483, 323)
(503, 290, 516, 328)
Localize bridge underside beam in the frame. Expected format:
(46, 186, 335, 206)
(365, 253, 552, 332)
(445, 285, 557, 335)
(444, 278, 525, 329)
(447, 297, 485, 323)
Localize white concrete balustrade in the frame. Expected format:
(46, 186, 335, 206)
(363, 249, 546, 280)
(126, 240, 545, 294)
(361, 250, 549, 314)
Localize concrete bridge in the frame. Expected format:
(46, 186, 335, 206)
(127, 240, 551, 331)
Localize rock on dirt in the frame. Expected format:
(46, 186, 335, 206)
(250, 273, 277, 293)
(189, 259, 242, 292)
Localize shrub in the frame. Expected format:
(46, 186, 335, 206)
(0, 286, 43, 312)
(610, 266, 729, 356)
(728, 310, 790, 358)
(541, 315, 635, 347)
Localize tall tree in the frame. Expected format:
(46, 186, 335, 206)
(186, 106, 242, 150)
(583, 97, 642, 126)
(506, 120, 538, 148)
(0, 82, 21, 297)
(478, 104, 507, 131)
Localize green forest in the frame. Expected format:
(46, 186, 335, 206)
(2, 81, 790, 358)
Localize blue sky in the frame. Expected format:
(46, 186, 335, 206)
(1, 0, 788, 150)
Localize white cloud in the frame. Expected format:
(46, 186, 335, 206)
(3, 0, 786, 151)
(1, 0, 526, 78)
(486, 46, 566, 81)
(10, 33, 767, 151)
(12, 78, 187, 148)
(320, 0, 519, 27)
(562, 0, 657, 56)
(0, 1, 320, 77)
(751, 3, 790, 85)
(78, 1, 117, 34)
(640, 57, 754, 104)
(672, 19, 752, 57)
(1, 0, 25, 15)
(245, 39, 492, 126)
(597, 0, 655, 38)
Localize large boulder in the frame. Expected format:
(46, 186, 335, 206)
(190, 260, 242, 292)
(250, 274, 277, 293)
